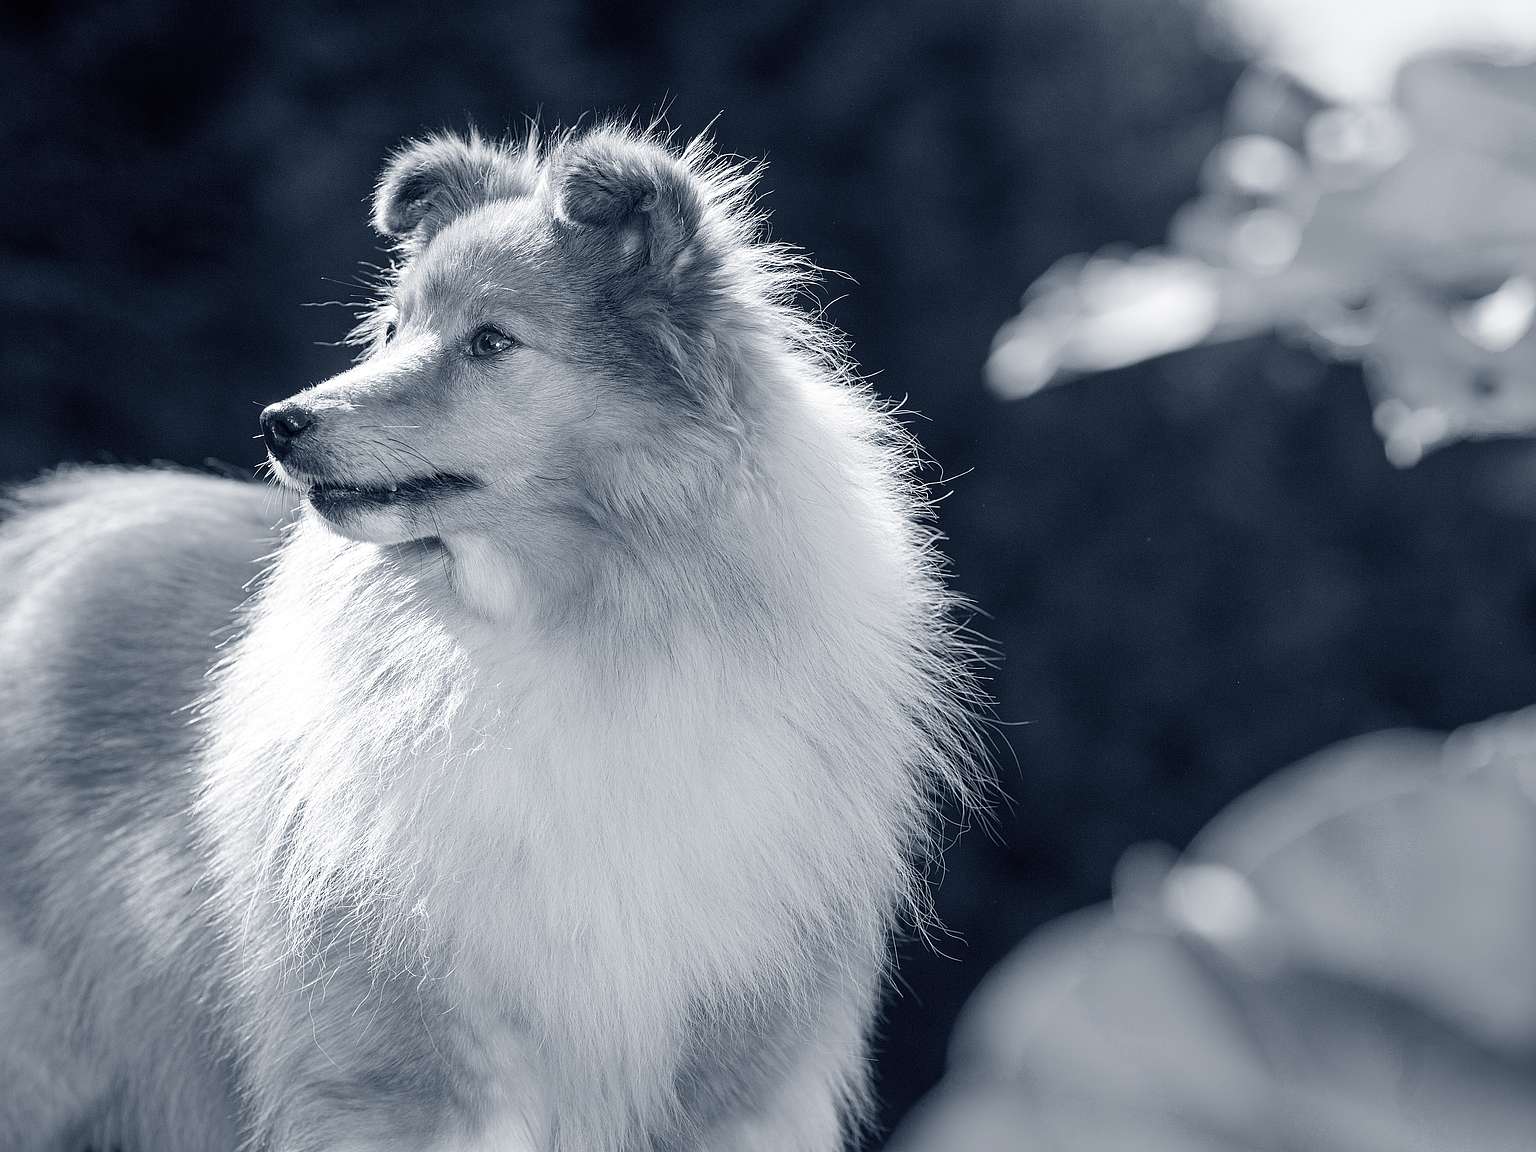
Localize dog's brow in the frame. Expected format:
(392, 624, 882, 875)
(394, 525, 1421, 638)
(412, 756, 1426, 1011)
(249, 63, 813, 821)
(412, 273, 514, 318)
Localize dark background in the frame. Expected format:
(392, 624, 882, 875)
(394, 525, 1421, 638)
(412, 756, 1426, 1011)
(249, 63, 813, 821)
(6, 0, 1536, 1139)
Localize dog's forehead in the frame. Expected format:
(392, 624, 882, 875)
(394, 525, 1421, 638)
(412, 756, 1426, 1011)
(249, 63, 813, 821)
(410, 200, 553, 300)
(400, 201, 609, 340)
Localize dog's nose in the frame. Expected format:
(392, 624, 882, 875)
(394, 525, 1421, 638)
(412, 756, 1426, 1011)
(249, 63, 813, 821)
(260, 403, 316, 460)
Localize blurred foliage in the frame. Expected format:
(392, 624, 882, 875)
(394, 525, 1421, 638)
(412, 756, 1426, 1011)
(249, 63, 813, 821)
(989, 53, 1536, 465)
(912, 33, 1536, 1149)
(889, 710, 1536, 1150)
(7, 1, 1536, 1140)
(1206, 0, 1536, 102)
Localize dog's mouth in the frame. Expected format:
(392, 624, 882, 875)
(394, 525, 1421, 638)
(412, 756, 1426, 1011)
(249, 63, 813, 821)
(303, 472, 481, 516)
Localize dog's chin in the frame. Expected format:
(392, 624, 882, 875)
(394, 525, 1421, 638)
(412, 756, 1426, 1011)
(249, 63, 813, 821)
(281, 469, 481, 544)
(305, 499, 423, 544)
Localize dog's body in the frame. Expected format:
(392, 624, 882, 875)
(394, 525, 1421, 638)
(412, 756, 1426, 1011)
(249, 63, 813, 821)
(0, 127, 982, 1152)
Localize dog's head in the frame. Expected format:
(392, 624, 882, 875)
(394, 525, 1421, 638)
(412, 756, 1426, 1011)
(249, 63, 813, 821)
(263, 127, 764, 552)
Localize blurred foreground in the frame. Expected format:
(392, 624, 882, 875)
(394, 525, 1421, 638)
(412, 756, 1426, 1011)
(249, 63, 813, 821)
(892, 707, 1536, 1150)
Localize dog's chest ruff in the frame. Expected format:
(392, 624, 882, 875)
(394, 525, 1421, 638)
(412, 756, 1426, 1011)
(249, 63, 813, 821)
(203, 548, 914, 1138)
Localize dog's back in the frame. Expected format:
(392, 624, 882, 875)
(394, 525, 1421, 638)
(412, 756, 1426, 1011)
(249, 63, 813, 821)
(0, 468, 286, 1152)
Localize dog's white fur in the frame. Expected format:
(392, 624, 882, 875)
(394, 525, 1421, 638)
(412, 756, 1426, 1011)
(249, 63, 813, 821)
(0, 125, 985, 1152)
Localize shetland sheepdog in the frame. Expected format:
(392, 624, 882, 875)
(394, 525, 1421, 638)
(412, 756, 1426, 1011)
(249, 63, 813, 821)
(0, 124, 986, 1152)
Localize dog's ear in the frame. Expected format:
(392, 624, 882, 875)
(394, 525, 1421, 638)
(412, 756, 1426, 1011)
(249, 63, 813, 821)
(552, 132, 704, 287)
(373, 132, 530, 244)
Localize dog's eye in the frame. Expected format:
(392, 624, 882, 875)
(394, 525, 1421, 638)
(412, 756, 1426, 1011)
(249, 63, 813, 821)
(468, 325, 516, 358)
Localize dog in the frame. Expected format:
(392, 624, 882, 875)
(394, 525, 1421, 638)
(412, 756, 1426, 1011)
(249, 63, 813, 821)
(0, 124, 986, 1152)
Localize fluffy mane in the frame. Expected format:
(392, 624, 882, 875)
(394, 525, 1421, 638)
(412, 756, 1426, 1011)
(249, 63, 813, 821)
(197, 121, 992, 1150)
